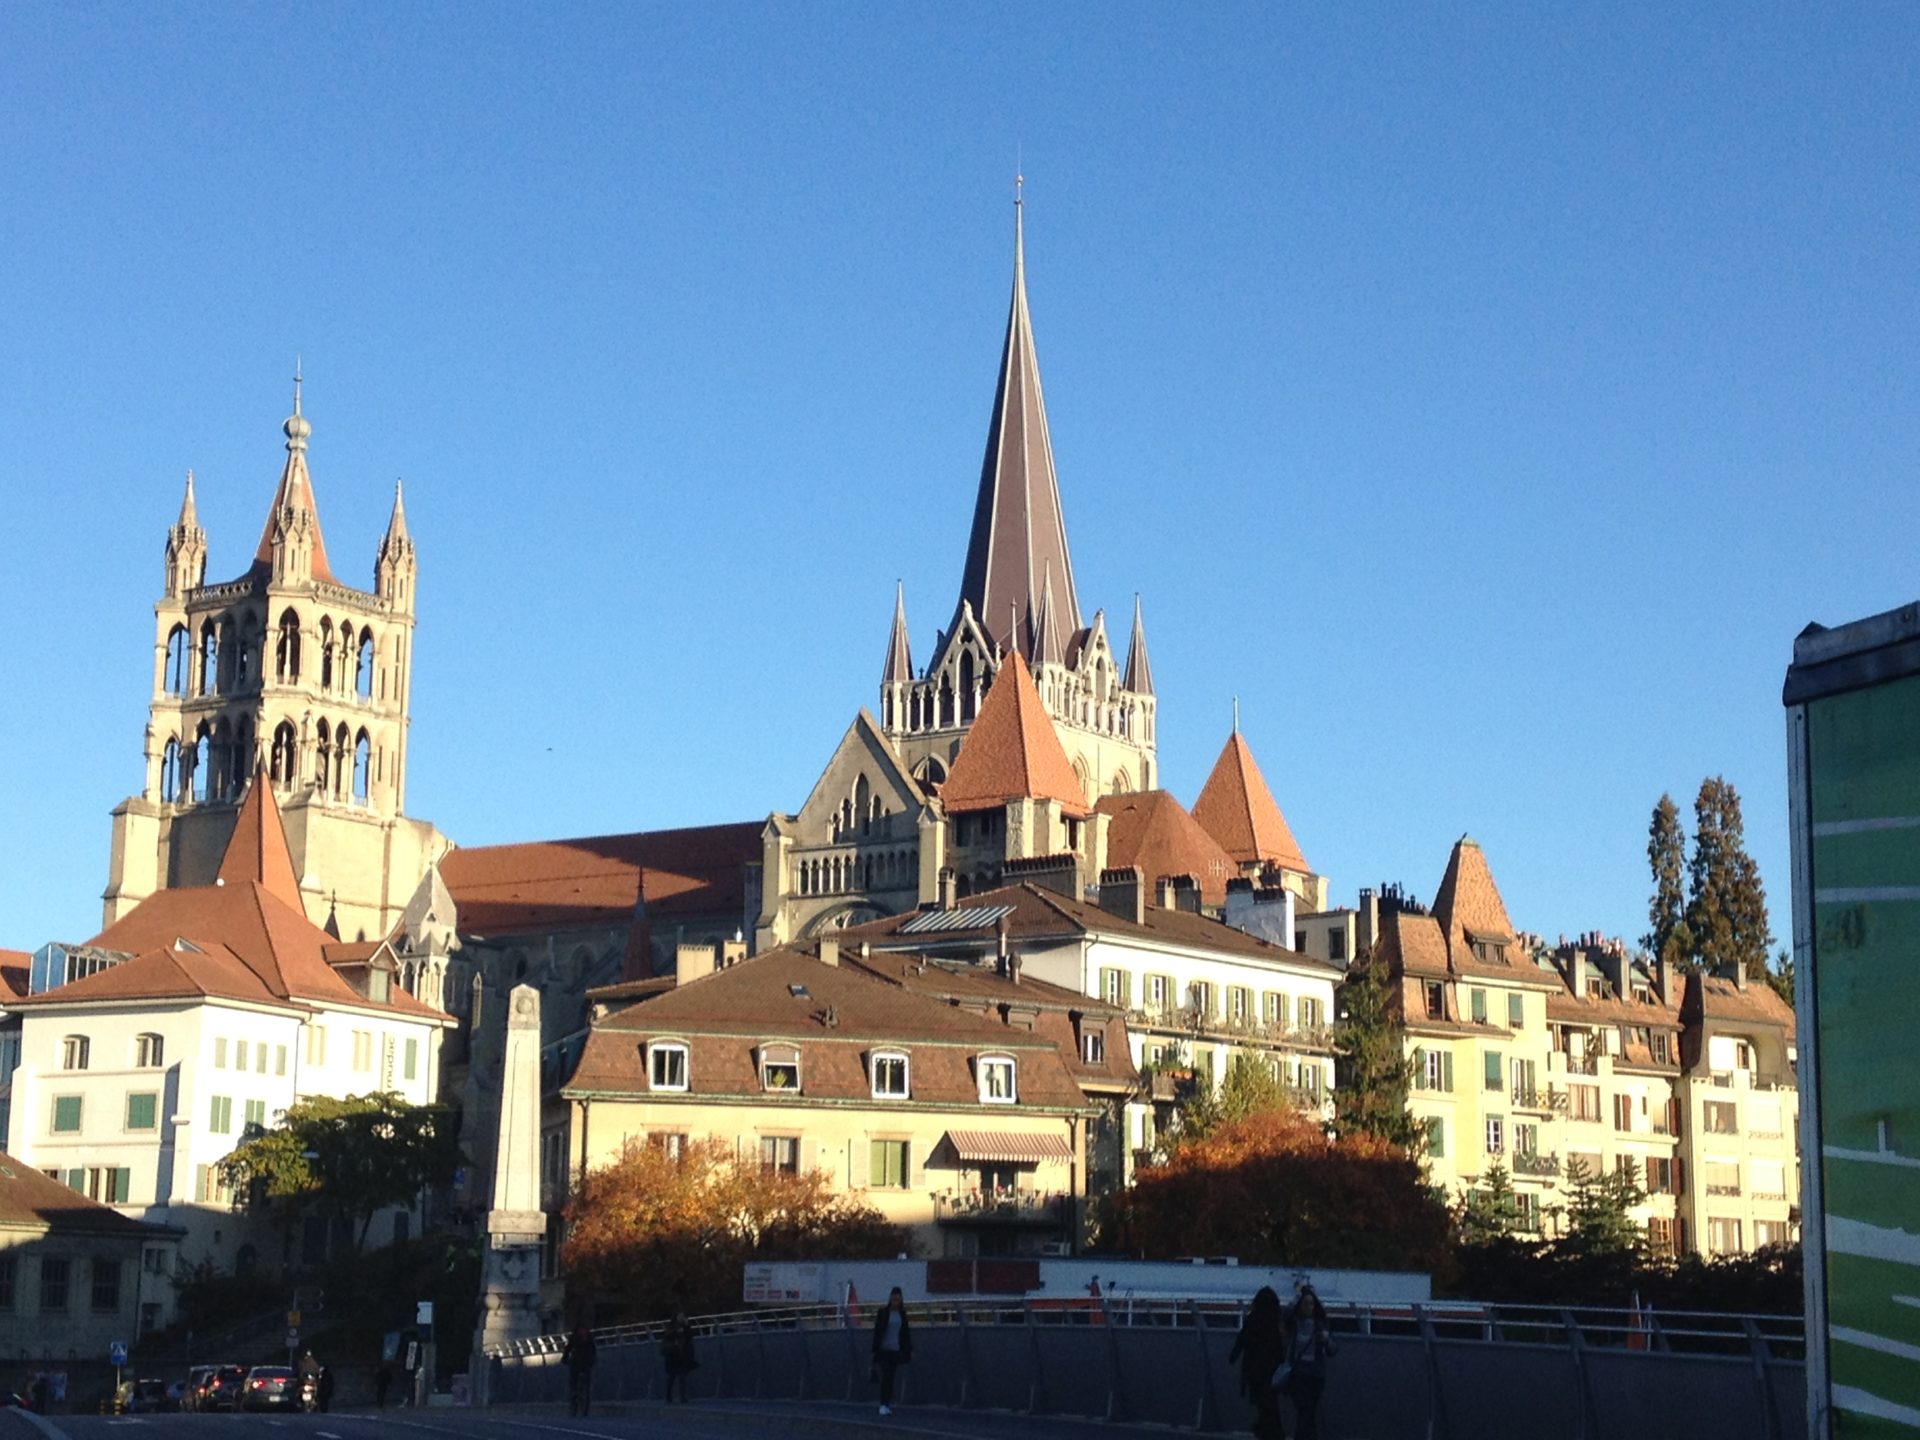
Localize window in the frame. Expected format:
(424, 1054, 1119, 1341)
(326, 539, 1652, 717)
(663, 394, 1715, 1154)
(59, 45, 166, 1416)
(305, 1025, 325, 1066)
(1646, 1156, 1677, 1195)
(1755, 1220, 1788, 1248)
(1187, 981, 1214, 1019)
(760, 1136, 800, 1175)
(1485, 1117, 1505, 1155)
(1424, 982, 1446, 1020)
(1147, 974, 1171, 1015)
(235, 1040, 249, 1071)
(979, 1056, 1017, 1103)
(352, 1031, 373, 1072)
(1227, 986, 1250, 1025)
(1703, 1100, 1738, 1135)
(1650, 1032, 1672, 1064)
(649, 1042, 689, 1091)
(134, 1033, 164, 1068)
(244, 1099, 267, 1135)
(1613, 1094, 1636, 1132)
(1484, 1051, 1503, 1092)
(91, 1258, 122, 1312)
(760, 1046, 801, 1092)
(1263, 992, 1285, 1027)
(1751, 1159, 1788, 1201)
(1514, 1122, 1538, 1156)
(871, 1051, 909, 1098)
(1415, 1048, 1454, 1093)
(195, 1164, 235, 1206)
(403, 1038, 418, 1081)
(61, 1035, 90, 1071)
(1427, 1118, 1446, 1158)
(1294, 930, 1307, 952)
(1707, 1216, 1744, 1256)
(256, 1043, 268, 1075)
(52, 1095, 83, 1132)
(209, 1095, 233, 1134)
(1328, 930, 1347, 963)
(1514, 1193, 1540, 1232)
(869, 1139, 910, 1189)
(1100, 968, 1130, 1007)
(1705, 1160, 1742, 1197)
(1082, 1029, 1106, 1065)
(125, 1093, 158, 1132)
(648, 1132, 688, 1162)
(1510, 1058, 1538, 1104)
(40, 1257, 70, 1312)
(1568, 1083, 1601, 1123)
(1616, 1154, 1643, 1186)
(1298, 997, 1323, 1030)
(1298, 1062, 1322, 1097)
(1648, 1217, 1676, 1256)
(74, 1167, 131, 1203)
(1508, 994, 1524, 1028)
(0, 1255, 13, 1310)
(1470, 989, 1488, 1024)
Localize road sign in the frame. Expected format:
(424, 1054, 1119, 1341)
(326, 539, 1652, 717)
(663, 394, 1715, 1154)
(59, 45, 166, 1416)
(286, 1328, 300, 1348)
(109, 1342, 127, 1366)
(287, 1309, 302, 1328)
(416, 1300, 434, 1325)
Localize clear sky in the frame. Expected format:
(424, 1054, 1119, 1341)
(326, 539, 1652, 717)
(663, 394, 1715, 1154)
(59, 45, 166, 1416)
(2, 6, 1916, 955)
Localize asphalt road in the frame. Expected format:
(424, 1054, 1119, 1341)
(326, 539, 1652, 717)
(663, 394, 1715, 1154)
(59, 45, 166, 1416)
(0, 1401, 1148, 1440)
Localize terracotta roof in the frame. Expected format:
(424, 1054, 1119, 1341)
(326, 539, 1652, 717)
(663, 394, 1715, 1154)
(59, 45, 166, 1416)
(939, 653, 1089, 815)
(1191, 732, 1309, 874)
(1431, 835, 1515, 954)
(955, 200, 1080, 658)
(218, 773, 303, 907)
(1683, 971, 1797, 1036)
(0, 949, 28, 1000)
(880, 582, 913, 687)
(1373, 910, 1453, 980)
(249, 402, 337, 584)
(566, 947, 1090, 1111)
(1096, 790, 1237, 907)
(0, 1152, 174, 1237)
(440, 820, 762, 935)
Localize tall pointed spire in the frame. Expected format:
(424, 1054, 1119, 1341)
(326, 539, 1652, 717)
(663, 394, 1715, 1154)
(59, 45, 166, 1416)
(1032, 561, 1065, 666)
(1123, 594, 1155, 695)
(880, 581, 913, 687)
(1192, 730, 1310, 875)
(253, 363, 336, 584)
(383, 478, 411, 549)
(165, 469, 208, 597)
(177, 469, 200, 528)
(955, 187, 1081, 656)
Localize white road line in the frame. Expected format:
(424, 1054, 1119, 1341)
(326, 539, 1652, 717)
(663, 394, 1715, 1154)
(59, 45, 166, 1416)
(1814, 817, 1920, 836)
(1825, 1143, 1920, 1172)
(1826, 1213, 1920, 1266)
(318, 1431, 343, 1437)
(1834, 1383, 1920, 1429)
(1815, 886, 1920, 903)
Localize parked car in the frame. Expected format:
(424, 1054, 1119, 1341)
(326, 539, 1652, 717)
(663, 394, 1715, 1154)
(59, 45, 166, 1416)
(165, 1380, 190, 1410)
(184, 1366, 218, 1411)
(240, 1367, 298, 1412)
(116, 1379, 172, 1414)
(200, 1366, 248, 1412)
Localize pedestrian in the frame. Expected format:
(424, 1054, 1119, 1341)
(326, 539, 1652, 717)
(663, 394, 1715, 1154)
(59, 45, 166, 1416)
(870, 1286, 912, 1417)
(1227, 1285, 1287, 1440)
(374, 1364, 392, 1409)
(662, 1307, 697, 1403)
(1282, 1285, 1335, 1440)
(561, 1325, 597, 1417)
(317, 1365, 333, 1413)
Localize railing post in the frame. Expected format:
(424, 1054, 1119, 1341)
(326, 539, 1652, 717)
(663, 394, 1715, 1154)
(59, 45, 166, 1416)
(753, 1314, 767, 1399)
(1415, 1304, 1453, 1440)
(1102, 1288, 1126, 1422)
(1562, 1309, 1598, 1440)
(1025, 1299, 1046, 1414)
(1190, 1299, 1220, 1432)
(958, 1303, 975, 1409)
(1745, 1318, 1781, 1440)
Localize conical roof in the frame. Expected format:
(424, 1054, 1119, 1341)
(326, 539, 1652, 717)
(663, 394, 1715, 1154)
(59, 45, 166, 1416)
(954, 197, 1080, 655)
(1096, 790, 1235, 905)
(939, 652, 1089, 815)
(1123, 595, 1154, 695)
(217, 770, 304, 909)
(1191, 731, 1309, 873)
(880, 582, 913, 687)
(252, 384, 337, 583)
(1431, 834, 1517, 960)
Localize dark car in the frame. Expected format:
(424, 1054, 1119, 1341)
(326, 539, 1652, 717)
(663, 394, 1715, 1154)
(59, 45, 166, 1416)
(183, 1366, 218, 1411)
(241, 1367, 298, 1412)
(201, 1366, 248, 1412)
(116, 1379, 172, 1414)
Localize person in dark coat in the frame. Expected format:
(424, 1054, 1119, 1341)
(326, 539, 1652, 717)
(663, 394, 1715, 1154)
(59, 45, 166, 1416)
(1227, 1285, 1287, 1440)
(870, 1287, 913, 1416)
(561, 1326, 597, 1416)
(1283, 1286, 1334, 1440)
(662, 1308, 697, 1403)
(374, 1364, 392, 1409)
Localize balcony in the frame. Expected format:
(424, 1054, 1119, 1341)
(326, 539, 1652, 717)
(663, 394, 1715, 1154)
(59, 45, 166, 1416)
(933, 1190, 1067, 1227)
(1705, 1183, 1742, 1197)
(1752, 1190, 1789, 1203)
(1512, 1151, 1560, 1179)
(1512, 1086, 1565, 1114)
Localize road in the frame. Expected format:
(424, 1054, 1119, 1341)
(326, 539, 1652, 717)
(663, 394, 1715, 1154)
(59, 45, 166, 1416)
(0, 1401, 1146, 1440)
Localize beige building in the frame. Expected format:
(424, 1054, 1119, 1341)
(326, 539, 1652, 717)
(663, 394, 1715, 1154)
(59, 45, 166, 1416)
(104, 381, 448, 943)
(560, 943, 1110, 1259)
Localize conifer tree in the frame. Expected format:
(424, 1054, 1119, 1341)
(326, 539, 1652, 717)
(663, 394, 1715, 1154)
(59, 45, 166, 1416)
(1685, 777, 1773, 981)
(1333, 955, 1424, 1153)
(1459, 1160, 1521, 1243)
(1645, 793, 1693, 970)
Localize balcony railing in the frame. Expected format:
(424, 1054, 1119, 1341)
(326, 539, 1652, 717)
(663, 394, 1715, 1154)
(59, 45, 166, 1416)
(1705, 1183, 1742, 1197)
(1512, 1086, 1565, 1114)
(1751, 1190, 1788, 1203)
(933, 1190, 1066, 1226)
(1512, 1151, 1560, 1179)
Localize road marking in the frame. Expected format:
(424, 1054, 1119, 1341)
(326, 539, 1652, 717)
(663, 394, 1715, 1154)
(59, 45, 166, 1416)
(1835, 1325, 1920, 1364)
(319, 1431, 343, 1437)
(1815, 886, 1920, 903)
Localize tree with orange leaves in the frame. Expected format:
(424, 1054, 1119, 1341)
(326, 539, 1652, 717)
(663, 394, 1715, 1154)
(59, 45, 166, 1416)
(562, 1136, 908, 1320)
(1104, 1108, 1452, 1275)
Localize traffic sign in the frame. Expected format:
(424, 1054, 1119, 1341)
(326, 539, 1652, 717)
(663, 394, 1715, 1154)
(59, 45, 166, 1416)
(286, 1328, 300, 1348)
(109, 1342, 127, 1367)
(416, 1300, 434, 1325)
(287, 1309, 302, 1328)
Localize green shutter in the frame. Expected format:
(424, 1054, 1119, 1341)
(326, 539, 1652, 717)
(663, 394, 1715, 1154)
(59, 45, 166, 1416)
(1413, 1047, 1428, 1090)
(1442, 1052, 1455, 1093)
(1429, 1118, 1446, 1157)
(1485, 1051, 1503, 1091)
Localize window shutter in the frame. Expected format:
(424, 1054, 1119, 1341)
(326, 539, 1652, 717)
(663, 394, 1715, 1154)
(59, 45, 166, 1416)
(1442, 1051, 1454, 1093)
(1674, 1156, 1686, 1193)
(850, 1137, 869, 1189)
(1413, 1047, 1427, 1088)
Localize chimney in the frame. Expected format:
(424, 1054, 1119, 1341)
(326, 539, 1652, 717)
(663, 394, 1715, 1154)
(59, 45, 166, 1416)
(1164, 873, 1202, 914)
(721, 938, 748, 969)
(820, 937, 840, 968)
(675, 942, 718, 987)
(938, 869, 957, 909)
(1567, 947, 1588, 999)
(1652, 953, 1670, 1007)
(1003, 852, 1082, 901)
(1156, 876, 1178, 909)
(1098, 866, 1146, 926)
(1733, 959, 1749, 991)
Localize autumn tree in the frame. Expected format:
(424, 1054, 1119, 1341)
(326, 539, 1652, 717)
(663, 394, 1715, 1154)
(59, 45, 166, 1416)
(1333, 956, 1424, 1153)
(563, 1136, 907, 1320)
(1685, 777, 1773, 981)
(1104, 1108, 1452, 1274)
(219, 1092, 462, 1253)
(1644, 793, 1693, 971)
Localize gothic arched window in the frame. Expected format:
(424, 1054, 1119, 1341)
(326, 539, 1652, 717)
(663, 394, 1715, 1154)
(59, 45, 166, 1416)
(232, 717, 253, 791)
(353, 731, 371, 803)
(271, 723, 298, 788)
(356, 634, 375, 700)
(275, 609, 301, 683)
(959, 653, 977, 722)
(191, 727, 211, 803)
(161, 738, 182, 802)
(200, 622, 220, 696)
(165, 626, 190, 696)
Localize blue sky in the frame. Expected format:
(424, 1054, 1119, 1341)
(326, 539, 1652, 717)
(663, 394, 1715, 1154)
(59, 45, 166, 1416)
(2, 6, 1916, 953)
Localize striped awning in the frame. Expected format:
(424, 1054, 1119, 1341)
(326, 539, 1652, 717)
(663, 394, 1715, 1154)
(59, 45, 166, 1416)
(945, 1130, 1073, 1165)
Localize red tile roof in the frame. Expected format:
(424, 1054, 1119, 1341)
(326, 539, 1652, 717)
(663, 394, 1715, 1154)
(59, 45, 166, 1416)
(1096, 790, 1236, 906)
(939, 653, 1089, 815)
(0, 949, 29, 1000)
(440, 821, 762, 935)
(0, 1151, 175, 1237)
(218, 773, 303, 907)
(1191, 732, 1309, 874)
(1684, 971, 1798, 1036)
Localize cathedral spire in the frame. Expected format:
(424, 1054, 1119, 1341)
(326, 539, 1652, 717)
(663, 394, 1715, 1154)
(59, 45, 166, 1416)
(1032, 561, 1065, 666)
(253, 365, 336, 584)
(880, 581, 913, 687)
(955, 188, 1080, 656)
(177, 469, 199, 529)
(384, 478, 411, 547)
(1123, 594, 1154, 696)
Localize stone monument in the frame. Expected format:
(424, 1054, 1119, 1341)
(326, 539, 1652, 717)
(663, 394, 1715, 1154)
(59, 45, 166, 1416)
(471, 983, 547, 1402)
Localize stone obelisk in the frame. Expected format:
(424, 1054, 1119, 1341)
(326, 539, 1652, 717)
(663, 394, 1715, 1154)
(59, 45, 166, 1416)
(472, 983, 548, 1403)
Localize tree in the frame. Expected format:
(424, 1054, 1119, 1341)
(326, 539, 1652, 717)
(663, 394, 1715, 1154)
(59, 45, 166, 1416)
(1457, 1161, 1521, 1244)
(1103, 1108, 1453, 1275)
(219, 1092, 462, 1253)
(1559, 1155, 1645, 1258)
(1332, 956, 1425, 1153)
(1685, 777, 1773, 981)
(1644, 794, 1693, 971)
(563, 1136, 907, 1320)
(1768, 946, 1795, 1007)
(1178, 1053, 1293, 1144)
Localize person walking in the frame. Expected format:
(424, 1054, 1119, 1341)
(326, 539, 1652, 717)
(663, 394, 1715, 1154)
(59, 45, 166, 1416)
(662, 1307, 697, 1403)
(374, 1364, 392, 1409)
(870, 1287, 913, 1416)
(561, 1325, 598, 1417)
(1283, 1286, 1335, 1440)
(1227, 1285, 1288, 1440)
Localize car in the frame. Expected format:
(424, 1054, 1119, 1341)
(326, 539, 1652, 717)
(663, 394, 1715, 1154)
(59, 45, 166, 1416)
(184, 1366, 219, 1412)
(240, 1367, 298, 1412)
(200, 1366, 248, 1412)
(116, 1379, 171, 1414)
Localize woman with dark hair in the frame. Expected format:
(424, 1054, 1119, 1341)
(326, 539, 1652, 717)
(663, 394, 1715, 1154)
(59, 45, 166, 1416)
(1283, 1286, 1334, 1440)
(870, 1287, 913, 1416)
(1227, 1285, 1287, 1440)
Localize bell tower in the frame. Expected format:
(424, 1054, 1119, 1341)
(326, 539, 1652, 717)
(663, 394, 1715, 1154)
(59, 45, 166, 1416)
(105, 375, 447, 941)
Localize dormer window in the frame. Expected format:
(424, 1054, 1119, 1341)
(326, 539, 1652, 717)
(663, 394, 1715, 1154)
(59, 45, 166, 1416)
(1081, 1030, 1105, 1065)
(61, 1036, 90, 1071)
(760, 1044, 801, 1092)
(369, 969, 391, 1003)
(978, 1055, 1017, 1104)
(871, 1051, 910, 1099)
(648, 1042, 689, 1092)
